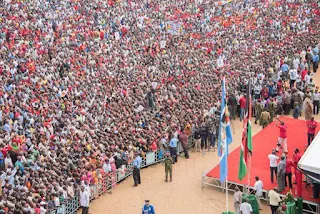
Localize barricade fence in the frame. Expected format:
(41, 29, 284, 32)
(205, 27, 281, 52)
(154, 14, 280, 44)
(49, 137, 194, 214)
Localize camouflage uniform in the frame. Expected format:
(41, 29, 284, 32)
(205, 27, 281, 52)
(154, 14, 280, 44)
(268, 100, 277, 123)
(164, 156, 173, 182)
(255, 101, 263, 124)
(260, 110, 271, 128)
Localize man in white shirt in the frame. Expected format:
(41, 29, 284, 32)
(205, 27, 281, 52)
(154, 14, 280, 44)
(293, 57, 300, 70)
(82, 180, 91, 198)
(40, 202, 47, 214)
(80, 186, 90, 214)
(240, 198, 253, 214)
(300, 50, 307, 62)
(289, 69, 297, 88)
(268, 150, 279, 183)
(305, 72, 311, 84)
(254, 176, 263, 210)
(268, 187, 282, 214)
(313, 87, 320, 115)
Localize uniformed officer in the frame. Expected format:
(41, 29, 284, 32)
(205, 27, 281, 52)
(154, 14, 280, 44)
(260, 108, 271, 128)
(163, 151, 173, 182)
(142, 200, 155, 214)
(133, 152, 142, 186)
(268, 98, 277, 123)
(255, 99, 263, 125)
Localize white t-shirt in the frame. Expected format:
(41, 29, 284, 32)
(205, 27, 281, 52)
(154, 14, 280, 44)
(293, 58, 300, 70)
(254, 180, 263, 196)
(268, 154, 279, 167)
(300, 50, 306, 61)
(305, 74, 311, 84)
(289, 69, 297, 80)
(240, 202, 253, 214)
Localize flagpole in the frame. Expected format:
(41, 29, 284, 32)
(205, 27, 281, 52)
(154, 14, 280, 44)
(226, 129, 229, 213)
(247, 155, 251, 194)
(226, 177, 229, 213)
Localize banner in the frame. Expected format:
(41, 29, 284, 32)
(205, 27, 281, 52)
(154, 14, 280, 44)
(146, 152, 156, 165)
(165, 21, 183, 35)
(117, 165, 126, 181)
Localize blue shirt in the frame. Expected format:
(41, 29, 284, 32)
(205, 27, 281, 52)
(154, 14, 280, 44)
(142, 205, 155, 214)
(281, 64, 289, 73)
(0, 152, 3, 164)
(169, 138, 178, 148)
(9, 112, 14, 119)
(3, 124, 11, 133)
(133, 156, 142, 168)
(313, 54, 319, 62)
(5, 84, 12, 92)
(15, 161, 24, 174)
(267, 85, 274, 97)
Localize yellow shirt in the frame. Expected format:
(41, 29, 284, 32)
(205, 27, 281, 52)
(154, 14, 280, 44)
(268, 190, 281, 206)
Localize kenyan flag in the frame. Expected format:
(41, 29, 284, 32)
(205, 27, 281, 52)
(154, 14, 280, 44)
(238, 79, 253, 181)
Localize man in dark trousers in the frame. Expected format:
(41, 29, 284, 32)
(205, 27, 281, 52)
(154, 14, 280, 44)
(228, 93, 237, 120)
(239, 94, 246, 122)
(133, 152, 142, 186)
(313, 87, 320, 115)
(80, 186, 89, 214)
(194, 127, 201, 152)
(200, 123, 208, 155)
(178, 128, 189, 159)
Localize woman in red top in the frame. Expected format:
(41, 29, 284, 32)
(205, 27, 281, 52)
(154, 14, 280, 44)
(301, 68, 308, 81)
(276, 120, 288, 154)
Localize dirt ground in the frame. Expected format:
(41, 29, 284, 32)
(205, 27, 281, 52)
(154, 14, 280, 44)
(84, 119, 270, 214)
(85, 67, 320, 214)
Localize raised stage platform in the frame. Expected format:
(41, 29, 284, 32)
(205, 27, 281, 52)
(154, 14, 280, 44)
(202, 117, 320, 214)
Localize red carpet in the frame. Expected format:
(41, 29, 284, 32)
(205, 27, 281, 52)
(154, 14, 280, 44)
(206, 116, 320, 203)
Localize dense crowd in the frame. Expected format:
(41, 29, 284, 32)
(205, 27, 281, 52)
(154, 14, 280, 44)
(0, 0, 319, 213)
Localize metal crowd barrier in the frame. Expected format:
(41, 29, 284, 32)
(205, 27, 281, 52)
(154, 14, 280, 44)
(48, 137, 194, 214)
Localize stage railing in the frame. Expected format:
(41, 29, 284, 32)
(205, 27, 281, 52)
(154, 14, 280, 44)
(202, 173, 319, 214)
(48, 137, 193, 214)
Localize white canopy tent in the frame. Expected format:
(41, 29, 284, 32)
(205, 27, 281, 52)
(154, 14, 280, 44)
(298, 131, 320, 183)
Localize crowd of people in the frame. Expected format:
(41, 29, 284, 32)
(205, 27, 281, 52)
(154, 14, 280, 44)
(0, 0, 319, 212)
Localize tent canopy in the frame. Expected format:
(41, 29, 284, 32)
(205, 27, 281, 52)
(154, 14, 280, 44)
(298, 131, 320, 183)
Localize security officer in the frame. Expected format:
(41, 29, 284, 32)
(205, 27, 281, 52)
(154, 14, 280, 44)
(260, 108, 271, 128)
(142, 200, 155, 214)
(163, 151, 173, 182)
(255, 99, 263, 124)
(268, 98, 277, 123)
(133, 152, 142, 186)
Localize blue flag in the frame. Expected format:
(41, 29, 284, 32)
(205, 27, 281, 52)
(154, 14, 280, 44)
(218, 77, 233, 183)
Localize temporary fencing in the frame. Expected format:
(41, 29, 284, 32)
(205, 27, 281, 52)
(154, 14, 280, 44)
(48, 137, 193, 214)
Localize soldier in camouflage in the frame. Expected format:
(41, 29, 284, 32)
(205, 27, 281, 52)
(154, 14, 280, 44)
(163, 151, 173, 182)
(254, 99, 263, 125)
(260, 108, 271, 128)
(268, 98, 277, 123)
